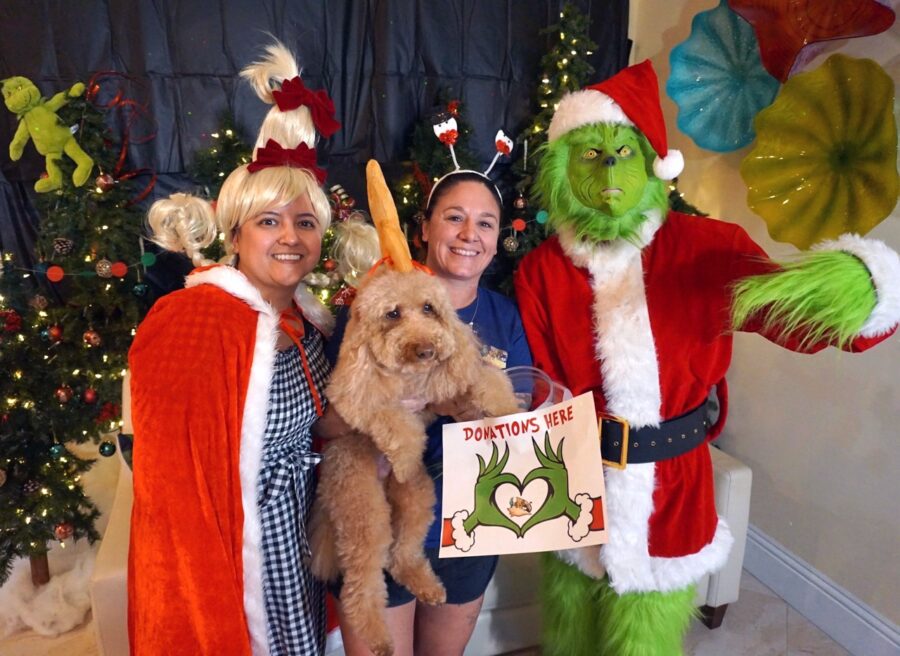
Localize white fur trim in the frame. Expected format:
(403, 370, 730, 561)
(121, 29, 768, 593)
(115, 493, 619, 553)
(240, 313, 278, 656)
(598, 463, 657, 591)
(556, 213, 663, 429)
(187, 266, 335, 338)
(597, 463, 735, 593)
(653, 150, 684, 180)
(186, 266, 274, 316)
(548, 89, 633, 142)
(588, 247, 662, 428)
(185, 264, 277, 655)
(812, 234, 900, 338)
(649, 518, 733, 593)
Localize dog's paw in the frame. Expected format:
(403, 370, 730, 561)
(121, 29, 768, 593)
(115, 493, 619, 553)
(371, 639, 395, 656)
(416, 580, 447, 606)
(362, 624, 394, 656)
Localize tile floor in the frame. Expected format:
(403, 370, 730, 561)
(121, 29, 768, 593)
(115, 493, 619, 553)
(0, 569, 851, 656)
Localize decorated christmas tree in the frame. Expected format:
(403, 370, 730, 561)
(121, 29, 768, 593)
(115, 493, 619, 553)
(487, 2, 599, 291)
(0, 78, 155, 586)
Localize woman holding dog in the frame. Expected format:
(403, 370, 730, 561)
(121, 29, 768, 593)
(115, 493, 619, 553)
(128, 42, 338, 656)
(328, 170, 532, 656)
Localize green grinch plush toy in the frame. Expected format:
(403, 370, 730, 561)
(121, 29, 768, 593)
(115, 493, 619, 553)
(3, 76, 94, 192)
(514, 60, 900, 656)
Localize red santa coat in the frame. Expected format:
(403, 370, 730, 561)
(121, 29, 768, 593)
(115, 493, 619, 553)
(127, 265, 332, 655)
(514, 211, 895, 593)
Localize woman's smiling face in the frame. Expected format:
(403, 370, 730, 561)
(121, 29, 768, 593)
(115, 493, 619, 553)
(422, 179, 500, 284)
(232, 193, 322, 308)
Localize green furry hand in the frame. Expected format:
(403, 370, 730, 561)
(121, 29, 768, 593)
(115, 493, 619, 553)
(519, 433, 581, 534)
(463, 442, 524, 537)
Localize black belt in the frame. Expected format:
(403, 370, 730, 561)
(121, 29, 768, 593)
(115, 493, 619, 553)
(600, 402, 710, 469)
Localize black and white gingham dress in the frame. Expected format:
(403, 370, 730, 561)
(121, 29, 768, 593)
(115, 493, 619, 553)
(258, 326, 329, 655)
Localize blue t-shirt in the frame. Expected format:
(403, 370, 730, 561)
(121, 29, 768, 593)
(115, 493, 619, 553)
(325, 287, 532, 548)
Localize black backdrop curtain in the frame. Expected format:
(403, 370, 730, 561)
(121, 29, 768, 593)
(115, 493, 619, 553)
(0, 0, 629, 264)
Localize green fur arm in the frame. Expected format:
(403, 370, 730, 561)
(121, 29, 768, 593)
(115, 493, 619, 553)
(731, 249, 875, 349)
(45, 90, 70, 113)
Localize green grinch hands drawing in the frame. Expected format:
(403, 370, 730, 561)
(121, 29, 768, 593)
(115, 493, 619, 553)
(447, 433, 597, 552)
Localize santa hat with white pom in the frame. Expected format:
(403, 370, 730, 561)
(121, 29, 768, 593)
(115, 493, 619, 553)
(547, 59, 684, 180)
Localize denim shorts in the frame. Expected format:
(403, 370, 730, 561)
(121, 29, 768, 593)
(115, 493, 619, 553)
(329, 548, 498, 607)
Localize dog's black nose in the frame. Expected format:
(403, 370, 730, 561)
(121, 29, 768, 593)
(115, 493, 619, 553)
(415, 343, 436, 360)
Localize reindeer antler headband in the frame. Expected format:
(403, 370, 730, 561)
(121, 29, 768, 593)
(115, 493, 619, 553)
(426, 111, 513, 209)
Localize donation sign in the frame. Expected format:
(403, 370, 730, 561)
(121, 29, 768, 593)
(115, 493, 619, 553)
(439, 392, 608, 558)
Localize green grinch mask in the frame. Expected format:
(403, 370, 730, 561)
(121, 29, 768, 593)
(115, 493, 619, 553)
(566, 124, 649, 217)
(536, 122, 669, 244)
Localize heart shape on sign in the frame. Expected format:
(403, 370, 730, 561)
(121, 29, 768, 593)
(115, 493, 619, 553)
(495, 479, 549, 529)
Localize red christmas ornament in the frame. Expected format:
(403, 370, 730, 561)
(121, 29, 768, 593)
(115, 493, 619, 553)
(512, 218, 527, 232)
(95, 402, 120, 425)
(323, 258, 337, 272)
(46, 265, 65, 283)
(110, 261, 128, 277)
(48, 324, 64, 342)
(447, 100, 460, 117)
(82, 388, 98, 404)
(0, 309, 22, 332)
(83, 329, 102, 347)
(54, 522, 74, 540)
(55, 385, 74, 404)
(95, 173, 115, 192)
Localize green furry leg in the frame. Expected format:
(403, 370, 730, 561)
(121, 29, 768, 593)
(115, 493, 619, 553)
(594, 579, 697, 656)
(541, 554, 697, 656)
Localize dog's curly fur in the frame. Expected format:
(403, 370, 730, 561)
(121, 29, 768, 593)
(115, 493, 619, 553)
(309, 267, 521, 656)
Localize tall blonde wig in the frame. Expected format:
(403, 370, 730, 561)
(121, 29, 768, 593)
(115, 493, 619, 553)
(147, 40, 331, 262)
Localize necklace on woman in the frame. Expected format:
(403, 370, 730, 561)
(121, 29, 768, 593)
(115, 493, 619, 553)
(463, 289, 480, 328)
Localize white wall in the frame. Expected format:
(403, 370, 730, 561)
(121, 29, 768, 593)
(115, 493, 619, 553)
(630, 0, 900, 624)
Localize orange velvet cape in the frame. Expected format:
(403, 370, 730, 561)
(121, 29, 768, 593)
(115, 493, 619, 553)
(127, 266, 332, 655)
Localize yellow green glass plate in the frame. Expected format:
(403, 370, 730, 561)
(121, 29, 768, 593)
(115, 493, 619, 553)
(740, 54, 898, 249)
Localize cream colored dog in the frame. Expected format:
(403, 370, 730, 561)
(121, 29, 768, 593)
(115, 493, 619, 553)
(310, 265, 520, 656)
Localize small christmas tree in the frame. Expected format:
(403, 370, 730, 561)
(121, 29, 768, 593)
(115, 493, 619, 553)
(0, 85, 154, 586)
(489, 2, 598, 292)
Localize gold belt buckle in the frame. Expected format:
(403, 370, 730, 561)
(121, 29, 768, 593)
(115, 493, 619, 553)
(599, 413, 630, 470)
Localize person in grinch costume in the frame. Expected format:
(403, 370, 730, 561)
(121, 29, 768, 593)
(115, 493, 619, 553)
(514, 60, 900, 656)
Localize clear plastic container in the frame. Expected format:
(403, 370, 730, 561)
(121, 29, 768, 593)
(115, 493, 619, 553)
(505, 365, 572, 411)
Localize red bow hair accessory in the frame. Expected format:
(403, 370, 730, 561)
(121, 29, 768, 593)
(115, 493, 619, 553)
(247, 139, 327, 183)
(272, 76, 341, 138)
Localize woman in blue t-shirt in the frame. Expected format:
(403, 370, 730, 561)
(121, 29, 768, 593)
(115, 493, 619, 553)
(326, 170, 531, 655)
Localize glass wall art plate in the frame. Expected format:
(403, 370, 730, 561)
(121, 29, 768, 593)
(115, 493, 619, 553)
(728, 0, 896, 81)
(740, 54, 899, 249)
(667, 0, 779, 152)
